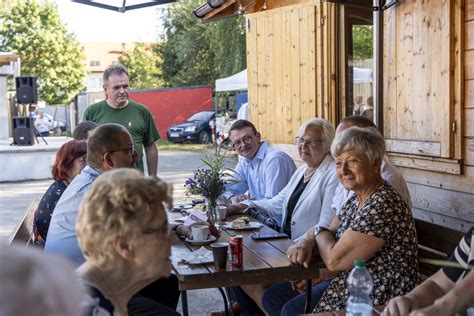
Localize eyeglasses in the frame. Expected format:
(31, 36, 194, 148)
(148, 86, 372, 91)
(295, 137, 324, 147)
(107, 144, 135, 155)
(335, 157, 361, 169)
(231, 135, 254, 149)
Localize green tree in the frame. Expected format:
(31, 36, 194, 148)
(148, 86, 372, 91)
(352, 25, 373, 60)
(120, 43, 163, 89)
(0, 0, 85, 104)
(156, 0, 246, 87)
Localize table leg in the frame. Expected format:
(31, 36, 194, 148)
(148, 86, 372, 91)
(181, 290, 189, 316)
(217, 287, 230, 316)
(304, 279, 312, 313)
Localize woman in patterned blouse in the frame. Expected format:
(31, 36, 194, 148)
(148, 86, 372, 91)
(33, 140, 87, 245)
(309, 126, 420, 313)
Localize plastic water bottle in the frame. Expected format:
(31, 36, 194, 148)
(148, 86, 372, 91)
(346, 259, 373, 316)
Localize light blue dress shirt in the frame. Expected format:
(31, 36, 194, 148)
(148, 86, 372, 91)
(224, 142, 296, 200)
(44, 166, 101, 267)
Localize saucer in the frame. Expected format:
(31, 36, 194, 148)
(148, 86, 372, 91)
(185, 235, 217, 246)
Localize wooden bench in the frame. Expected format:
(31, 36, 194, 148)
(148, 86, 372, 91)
(8, 198, 39, 247)
(415, 219, 465, 278)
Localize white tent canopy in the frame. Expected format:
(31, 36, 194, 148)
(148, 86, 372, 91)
(353, 67, 372, 84)
(215, 67, 371, 92)
(215, 69, 247, 92)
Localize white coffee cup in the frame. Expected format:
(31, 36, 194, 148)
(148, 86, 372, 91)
(191, 224, 209, 241)
(217, 205, 227, 220)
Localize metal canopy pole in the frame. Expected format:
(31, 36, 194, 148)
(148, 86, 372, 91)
(373, 0, 384, 134)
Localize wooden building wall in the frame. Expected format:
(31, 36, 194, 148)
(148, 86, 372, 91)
(384, 0, 473, 232)
(246, 1, 337, 144)
(245, 0, 473, 231)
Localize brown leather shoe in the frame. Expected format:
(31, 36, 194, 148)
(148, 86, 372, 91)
(210, 301, 241, 316)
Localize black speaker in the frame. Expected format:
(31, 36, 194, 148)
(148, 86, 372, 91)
(12, 116, 34, 146)
(15, 76, 38, 104)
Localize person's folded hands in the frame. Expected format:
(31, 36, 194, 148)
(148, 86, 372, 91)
(287, 238, 314, 268)
(382, 296, 418, 316)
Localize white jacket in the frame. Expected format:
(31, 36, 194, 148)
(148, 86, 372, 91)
(249, 154, 339, 241)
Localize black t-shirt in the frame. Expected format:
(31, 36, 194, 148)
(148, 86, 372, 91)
(283, 177, 309, 238)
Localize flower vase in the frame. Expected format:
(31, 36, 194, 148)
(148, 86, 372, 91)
(206, 198, 221, 225)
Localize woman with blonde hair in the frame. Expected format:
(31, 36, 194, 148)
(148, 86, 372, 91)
(77, 168, 178, 316)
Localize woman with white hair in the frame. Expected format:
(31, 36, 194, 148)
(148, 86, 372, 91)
(292, 126, 420, 313)
(0, 244, 83, 316)
(76, 168, 178, 316)
(230, 118, 339, 316)
(248, 117, 339, 240)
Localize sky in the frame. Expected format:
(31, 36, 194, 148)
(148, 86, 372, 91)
(55, 1, 170, 43)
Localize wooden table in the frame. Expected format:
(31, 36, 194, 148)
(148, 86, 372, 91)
(169, 211, 325, 316)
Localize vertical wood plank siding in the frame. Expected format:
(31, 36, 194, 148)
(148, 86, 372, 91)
(247, 3, 321, 143)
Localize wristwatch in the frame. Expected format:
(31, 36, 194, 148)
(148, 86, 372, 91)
(313, 226, 330, 239)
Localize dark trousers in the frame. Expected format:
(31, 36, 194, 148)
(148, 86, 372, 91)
(231, 286, 265, 316)
(128, 274, 181, 315)
(262, 279, 332, 316)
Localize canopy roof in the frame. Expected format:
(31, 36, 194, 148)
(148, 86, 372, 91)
(72, 0, 176, 13)
(215, 69, 247, 92)
(215, 67, 371, 92)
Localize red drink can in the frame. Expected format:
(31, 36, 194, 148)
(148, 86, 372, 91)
(229, 235, 243, 268)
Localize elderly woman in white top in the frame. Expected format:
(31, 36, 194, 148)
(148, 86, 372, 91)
(247, 117, 339, 240)
(233, 118, 339, 315)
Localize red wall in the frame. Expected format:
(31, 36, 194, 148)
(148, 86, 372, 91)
(129, 86, 213, 140)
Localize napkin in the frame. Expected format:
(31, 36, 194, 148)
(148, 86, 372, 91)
(179, 247, 214, 265)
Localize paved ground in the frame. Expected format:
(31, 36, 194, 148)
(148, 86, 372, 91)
(0, 149, 237, 315)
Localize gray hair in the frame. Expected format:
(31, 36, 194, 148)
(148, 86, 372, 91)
(331, 126, 386, 165)
(103, 64, 129, 83)
(87, 123, 130, 167)
(0, 243, 83, 316)
(297, 118, 335, 153)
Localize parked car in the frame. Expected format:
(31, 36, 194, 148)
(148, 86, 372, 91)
(42, 113, 67, 132)
(167, 111, 215, 144)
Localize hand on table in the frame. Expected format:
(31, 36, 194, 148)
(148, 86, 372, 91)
(176, 221, 209, 238)
(231, 194, 249, 203)
(227, 203, 247, 215)
(381, 296, 418, 316)
(287, 238, 315, 268)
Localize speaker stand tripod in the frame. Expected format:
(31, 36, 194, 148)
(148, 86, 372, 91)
(32, 124, 48, 145)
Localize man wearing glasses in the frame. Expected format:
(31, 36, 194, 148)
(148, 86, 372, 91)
(224, 119, 296, 214)
(83, 64, 160, 176)
(45, 123, 181, 315)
